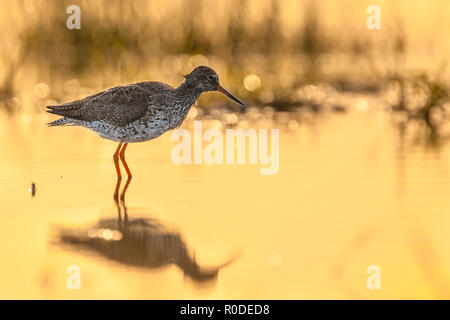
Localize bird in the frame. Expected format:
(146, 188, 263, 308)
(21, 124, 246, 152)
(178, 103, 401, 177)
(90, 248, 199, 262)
(46, 66, 245, 178)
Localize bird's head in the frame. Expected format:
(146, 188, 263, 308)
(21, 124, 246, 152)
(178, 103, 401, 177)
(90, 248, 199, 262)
(184, 66, 246, 108)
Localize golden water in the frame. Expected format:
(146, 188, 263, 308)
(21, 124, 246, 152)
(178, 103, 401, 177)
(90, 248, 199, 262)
(1, 103, 450, 299)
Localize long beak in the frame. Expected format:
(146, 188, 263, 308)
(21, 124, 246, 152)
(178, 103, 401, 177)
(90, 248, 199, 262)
(217, 85, 246, 109)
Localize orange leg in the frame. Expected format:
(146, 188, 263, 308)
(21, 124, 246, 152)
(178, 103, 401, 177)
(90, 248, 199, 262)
(119, 143, 132, 178)
(113, 175, 122, 202)
(120, 176, 132, 204)
(113, 142, 123, 179)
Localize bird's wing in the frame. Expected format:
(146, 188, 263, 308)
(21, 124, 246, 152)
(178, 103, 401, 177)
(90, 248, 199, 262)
(47, 82, 173, 127)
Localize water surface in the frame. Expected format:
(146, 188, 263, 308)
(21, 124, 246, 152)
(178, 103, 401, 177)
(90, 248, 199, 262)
(2, 103, 450, 299)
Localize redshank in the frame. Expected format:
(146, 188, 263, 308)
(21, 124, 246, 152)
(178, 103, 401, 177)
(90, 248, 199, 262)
(47, 66, 245, 178)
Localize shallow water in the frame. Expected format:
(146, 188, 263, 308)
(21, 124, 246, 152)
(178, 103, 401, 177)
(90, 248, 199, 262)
(2, 103, 450, 299)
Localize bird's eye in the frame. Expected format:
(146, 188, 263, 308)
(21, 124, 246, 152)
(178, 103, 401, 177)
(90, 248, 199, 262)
(207, 75, 215, 81)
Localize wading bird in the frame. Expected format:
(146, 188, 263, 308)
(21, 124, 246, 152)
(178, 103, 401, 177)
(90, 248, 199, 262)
(47, 66, 245, 178)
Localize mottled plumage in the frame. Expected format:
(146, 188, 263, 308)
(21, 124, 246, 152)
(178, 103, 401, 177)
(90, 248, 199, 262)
(47, 65, 245, 177)
(48, 81, 194, 142)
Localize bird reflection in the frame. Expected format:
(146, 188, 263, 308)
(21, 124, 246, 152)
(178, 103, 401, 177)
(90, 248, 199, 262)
(57, 177, 234, 283)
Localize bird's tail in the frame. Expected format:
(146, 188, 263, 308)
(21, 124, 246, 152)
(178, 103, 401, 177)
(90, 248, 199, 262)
(47, 117, 72, 127)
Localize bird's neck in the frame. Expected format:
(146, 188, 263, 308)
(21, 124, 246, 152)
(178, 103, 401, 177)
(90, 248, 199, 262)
(174, 81, 202, 111)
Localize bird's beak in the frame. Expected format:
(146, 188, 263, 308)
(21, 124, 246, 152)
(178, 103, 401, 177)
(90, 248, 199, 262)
(217, 85, 246, 109)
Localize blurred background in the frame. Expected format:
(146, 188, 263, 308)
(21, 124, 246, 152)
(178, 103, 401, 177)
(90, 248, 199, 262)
(2, 0, 450, 299)
(2, 0, 450, 119)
